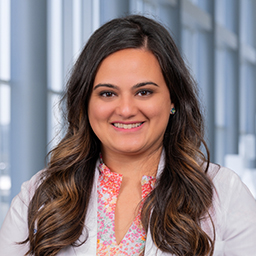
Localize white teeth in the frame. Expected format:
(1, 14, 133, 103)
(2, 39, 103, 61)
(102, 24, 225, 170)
(113, 123, 142, 129)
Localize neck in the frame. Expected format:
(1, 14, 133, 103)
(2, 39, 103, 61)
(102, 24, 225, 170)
(101, 146, 163, 180)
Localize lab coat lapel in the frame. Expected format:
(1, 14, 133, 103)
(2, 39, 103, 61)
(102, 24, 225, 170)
(144, 151, 173, 255)
(71, 165, 99, 256)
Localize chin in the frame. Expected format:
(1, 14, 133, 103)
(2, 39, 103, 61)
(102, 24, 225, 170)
(113, 147, 144, 155)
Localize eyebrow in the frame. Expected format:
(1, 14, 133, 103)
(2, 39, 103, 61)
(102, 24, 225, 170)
(93, 81, 159, 90)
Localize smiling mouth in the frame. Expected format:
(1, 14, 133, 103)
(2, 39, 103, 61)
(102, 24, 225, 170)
(112, 122, 143, 129)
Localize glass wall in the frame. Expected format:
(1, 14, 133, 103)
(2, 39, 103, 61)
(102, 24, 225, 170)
(0, 0, 11, 225)
(1, 0, 256, 226)
(47, 0, 101, 150)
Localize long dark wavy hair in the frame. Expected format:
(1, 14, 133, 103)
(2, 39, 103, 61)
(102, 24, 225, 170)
(24, 15, 214, 256)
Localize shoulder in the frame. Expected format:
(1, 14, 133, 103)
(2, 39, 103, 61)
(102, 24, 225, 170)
(4, 169, 45, 218)
(207, 163, 256, 211)
(206, 163, 256, 253)
(0, 169, 45, 254)
(18, 169, 46, 206)
(207, 162, 239, 182)
(207, 163, 255, 203)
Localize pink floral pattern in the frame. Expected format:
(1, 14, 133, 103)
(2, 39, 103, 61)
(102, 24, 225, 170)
(97, 160, 156, 255)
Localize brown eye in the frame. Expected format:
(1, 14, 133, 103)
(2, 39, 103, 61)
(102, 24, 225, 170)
(100, 91, 115, 97)
(137, 89, 152, 96)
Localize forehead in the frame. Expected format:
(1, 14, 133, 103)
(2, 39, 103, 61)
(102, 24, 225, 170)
(93, 48, 164, 86)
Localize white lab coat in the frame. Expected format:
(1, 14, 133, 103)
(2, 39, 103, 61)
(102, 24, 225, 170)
(1, 155, 256, 255)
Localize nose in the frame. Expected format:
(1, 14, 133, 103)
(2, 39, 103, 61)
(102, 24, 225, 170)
(115, 95, 137, 118)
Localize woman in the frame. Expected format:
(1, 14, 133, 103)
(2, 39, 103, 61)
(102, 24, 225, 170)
(1, 15, 256, 256)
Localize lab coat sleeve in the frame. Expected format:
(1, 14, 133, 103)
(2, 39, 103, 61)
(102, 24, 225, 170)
(0, 171, 41, 256)
(215, 167, 256, 255)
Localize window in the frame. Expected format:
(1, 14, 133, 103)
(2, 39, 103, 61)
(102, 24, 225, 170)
(47, 0, 100, 150)
(1, 0, 256, 227)
(0, 0, 11, 225)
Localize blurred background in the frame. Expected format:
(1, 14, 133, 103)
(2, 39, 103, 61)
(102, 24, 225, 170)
(0, 0, 256, 226)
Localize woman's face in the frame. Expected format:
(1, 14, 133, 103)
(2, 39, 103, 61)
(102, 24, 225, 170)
(88, 48, 173, 156)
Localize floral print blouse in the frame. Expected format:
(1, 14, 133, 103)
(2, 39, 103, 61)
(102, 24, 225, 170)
(97, 159, 156, 255)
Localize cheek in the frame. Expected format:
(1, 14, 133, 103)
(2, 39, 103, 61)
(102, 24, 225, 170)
(88, 102, 113, 126)
(144, 98, 171, 119)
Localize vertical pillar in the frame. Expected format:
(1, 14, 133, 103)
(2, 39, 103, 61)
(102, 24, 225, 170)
(100, 0, 129, 25)
(226, 0, 239, 155)
(10, 0, 47, 200)
(159, 0, 182, 51)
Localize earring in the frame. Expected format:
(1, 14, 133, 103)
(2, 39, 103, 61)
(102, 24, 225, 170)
(170, 107, 176, 115)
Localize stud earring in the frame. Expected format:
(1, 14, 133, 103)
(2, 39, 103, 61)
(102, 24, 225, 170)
(170, 107, 176, 115)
